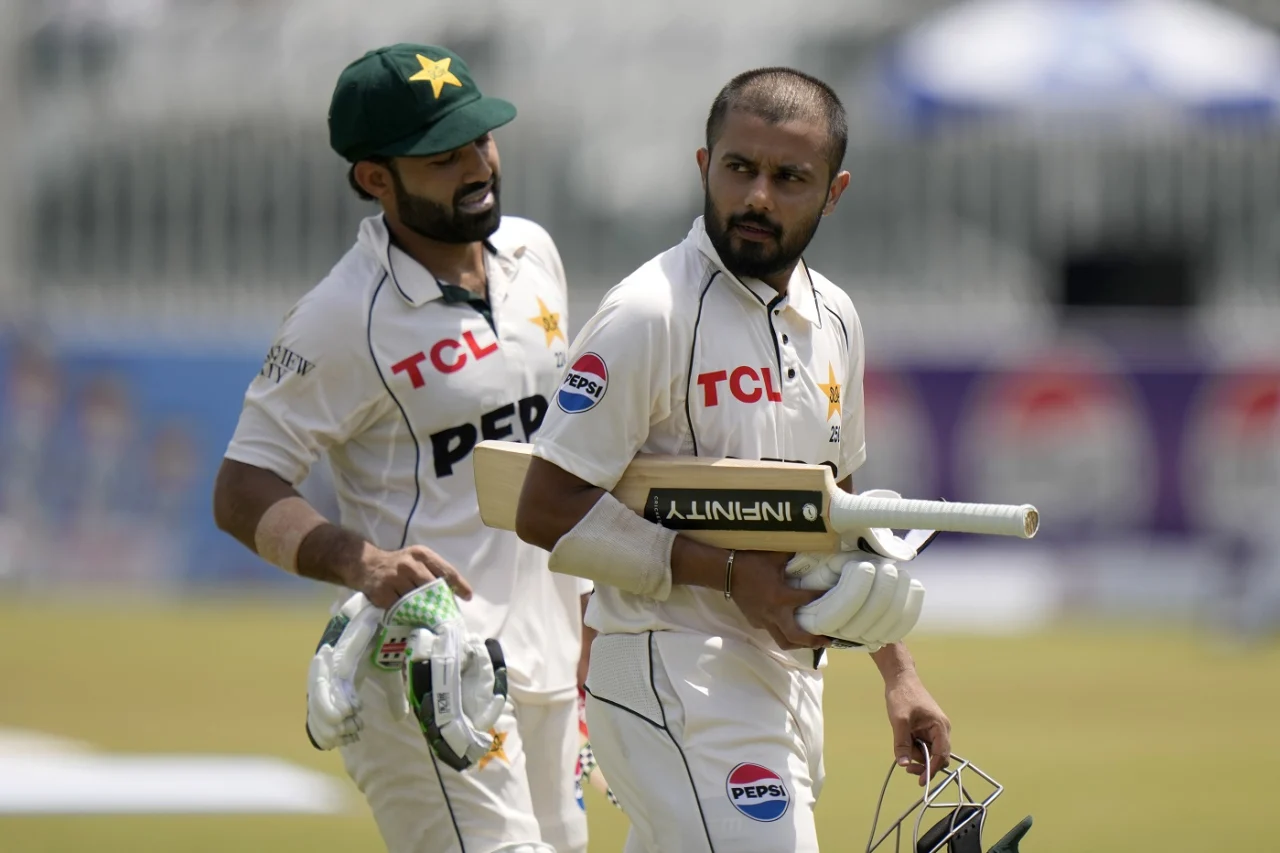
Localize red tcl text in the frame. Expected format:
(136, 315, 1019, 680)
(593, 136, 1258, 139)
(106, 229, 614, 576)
(697, 367, 782, 407)
(392, 331, 498, 388)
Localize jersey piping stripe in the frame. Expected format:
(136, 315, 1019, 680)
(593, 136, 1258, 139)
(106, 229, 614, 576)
(580, 643, 717, 851)
(800, 259, 823, 330)
(684, 267, 722, 457)
(765, 292, 785, 387)
(366, 272, 422, 549)
(581, 687, 663, 730)
(813, 286, 848, 348)
(387, 240, 416, 305)
(648, 632, 717, 853)
(737, 282, 767, 307)
(710, 260, 785, 396)
(823, 305, 848, 348)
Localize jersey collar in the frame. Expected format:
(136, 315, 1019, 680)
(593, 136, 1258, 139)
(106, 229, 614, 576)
(358, 215, 443, 307)
(357, 215, 511, 308)
(689, 216, 821, 326)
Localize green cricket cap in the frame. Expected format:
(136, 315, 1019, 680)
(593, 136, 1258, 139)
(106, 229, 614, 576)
(328, 43, 516, 162)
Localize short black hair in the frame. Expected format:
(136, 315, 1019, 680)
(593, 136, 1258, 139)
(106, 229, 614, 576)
(705, 67, 848, 178)
(347, 155, 394, 202)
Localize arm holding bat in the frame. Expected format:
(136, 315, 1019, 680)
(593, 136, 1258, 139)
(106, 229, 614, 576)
(516, 455, 829, 651)
(516, 456, 952, 785)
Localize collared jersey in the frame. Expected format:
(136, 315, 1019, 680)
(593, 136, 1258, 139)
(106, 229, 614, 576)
(532, 216, 867, 669)
(225, 214, 586, 700)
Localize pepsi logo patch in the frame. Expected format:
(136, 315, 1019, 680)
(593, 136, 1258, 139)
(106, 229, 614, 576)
(726, 762, 790, 822)
(557, 353, 609, 413)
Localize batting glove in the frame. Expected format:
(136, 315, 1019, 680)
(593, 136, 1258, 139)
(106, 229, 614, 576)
(787, 551, 926, 652)
(306, 593, 381, 750)
(379, 580, 509, 772)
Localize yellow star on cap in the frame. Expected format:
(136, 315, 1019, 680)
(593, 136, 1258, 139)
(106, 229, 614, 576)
(529, 297, 566, 347)
(818, 363, 841, 421)
(477, 729, 508, 770)
(409, 54, 462, 99)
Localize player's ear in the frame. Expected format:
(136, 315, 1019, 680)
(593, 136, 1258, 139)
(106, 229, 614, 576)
(696, 148, 711, 190)
(353, 160, 394, 202)
(823, 170, 851, 216)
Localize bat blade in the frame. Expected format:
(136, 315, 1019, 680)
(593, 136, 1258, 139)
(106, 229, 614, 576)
(473, 440, 843, 551)
(473, 440, 1038, 548)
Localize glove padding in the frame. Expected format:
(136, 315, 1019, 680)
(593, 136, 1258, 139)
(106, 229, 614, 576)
(383, 580, 509, 772)
(787, 550, 926, 652)
(306, 593, 381, 751)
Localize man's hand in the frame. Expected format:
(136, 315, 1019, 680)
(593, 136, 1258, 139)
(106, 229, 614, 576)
(729, 551, 829, 650)
(349, 543, 473, 609)
(885, 671, 951, 787)
(787, 551, 926, 651)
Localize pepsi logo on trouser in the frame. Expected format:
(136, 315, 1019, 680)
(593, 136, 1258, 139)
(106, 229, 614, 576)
(557, 353, 608, 413)
(726, 762, 790, 822)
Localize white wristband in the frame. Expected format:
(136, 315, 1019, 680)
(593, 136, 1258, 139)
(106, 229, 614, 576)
(547, 492, 676, 601)
(254, 496, 329, 574)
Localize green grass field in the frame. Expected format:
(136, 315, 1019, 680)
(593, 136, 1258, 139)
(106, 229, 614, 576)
(0, 597, 1276, 852)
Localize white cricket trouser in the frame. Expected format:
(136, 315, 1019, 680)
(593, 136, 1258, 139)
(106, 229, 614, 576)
(584, 631, 825, 853)
(340, 667, 587, 853)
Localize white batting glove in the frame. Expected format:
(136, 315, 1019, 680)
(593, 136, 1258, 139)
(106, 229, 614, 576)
(306, 594, 382, 750)
(787, 551, 926, 652)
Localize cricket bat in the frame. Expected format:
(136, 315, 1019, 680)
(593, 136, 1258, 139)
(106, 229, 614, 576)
(473, 440, 1038, 551)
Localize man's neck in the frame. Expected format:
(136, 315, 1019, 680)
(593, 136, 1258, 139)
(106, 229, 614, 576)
(758, 262, 797, 296)
(385, 217, 487, 296)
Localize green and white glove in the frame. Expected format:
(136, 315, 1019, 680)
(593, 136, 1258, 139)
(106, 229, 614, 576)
(306, 593, 381, 751)
(377, 580, 508, 772)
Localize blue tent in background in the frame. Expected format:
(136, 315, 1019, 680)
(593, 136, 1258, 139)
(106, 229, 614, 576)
(880, 0, 1280, 128)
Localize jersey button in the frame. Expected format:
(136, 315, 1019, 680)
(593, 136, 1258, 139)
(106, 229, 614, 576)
(787, 368, 796, 379)
(782, 334, 789, 344)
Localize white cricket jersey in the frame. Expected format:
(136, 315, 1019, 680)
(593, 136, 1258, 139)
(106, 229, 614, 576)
(532, 216, 867, 669)
(225, 213, 587, 700)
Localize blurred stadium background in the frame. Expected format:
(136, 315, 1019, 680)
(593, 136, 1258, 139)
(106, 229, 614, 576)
(1, 0, 1278, 850)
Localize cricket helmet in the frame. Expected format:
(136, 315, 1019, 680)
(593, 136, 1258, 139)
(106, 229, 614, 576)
(866, 740, 1033, 853)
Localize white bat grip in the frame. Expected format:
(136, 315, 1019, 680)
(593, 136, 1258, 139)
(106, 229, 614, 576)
(830, 492, 1039, 539)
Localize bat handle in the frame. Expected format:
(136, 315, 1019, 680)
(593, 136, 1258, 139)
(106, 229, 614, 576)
(830, 492, 1039, 539)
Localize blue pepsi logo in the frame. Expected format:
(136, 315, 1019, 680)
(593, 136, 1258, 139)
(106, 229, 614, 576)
(557, 353, 609, 414)
(726, 762, 790, 822)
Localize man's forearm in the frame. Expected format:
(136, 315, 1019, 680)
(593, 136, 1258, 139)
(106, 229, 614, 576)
(295, 523, 373, 589)
(214, 459, 369, 587)
(871, 642, 917, 683)
(670, 536, 733, 592)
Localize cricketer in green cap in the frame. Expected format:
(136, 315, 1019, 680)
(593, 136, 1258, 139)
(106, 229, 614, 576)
(331, 43, 516, 245)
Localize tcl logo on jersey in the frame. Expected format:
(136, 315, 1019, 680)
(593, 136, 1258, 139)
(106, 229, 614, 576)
(392, 331, 499, 388)
(557, 353, 608, 413)
(726, 762, 790, 822)
(697, 367, 782, 407)
(429, 394, 547, 477)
